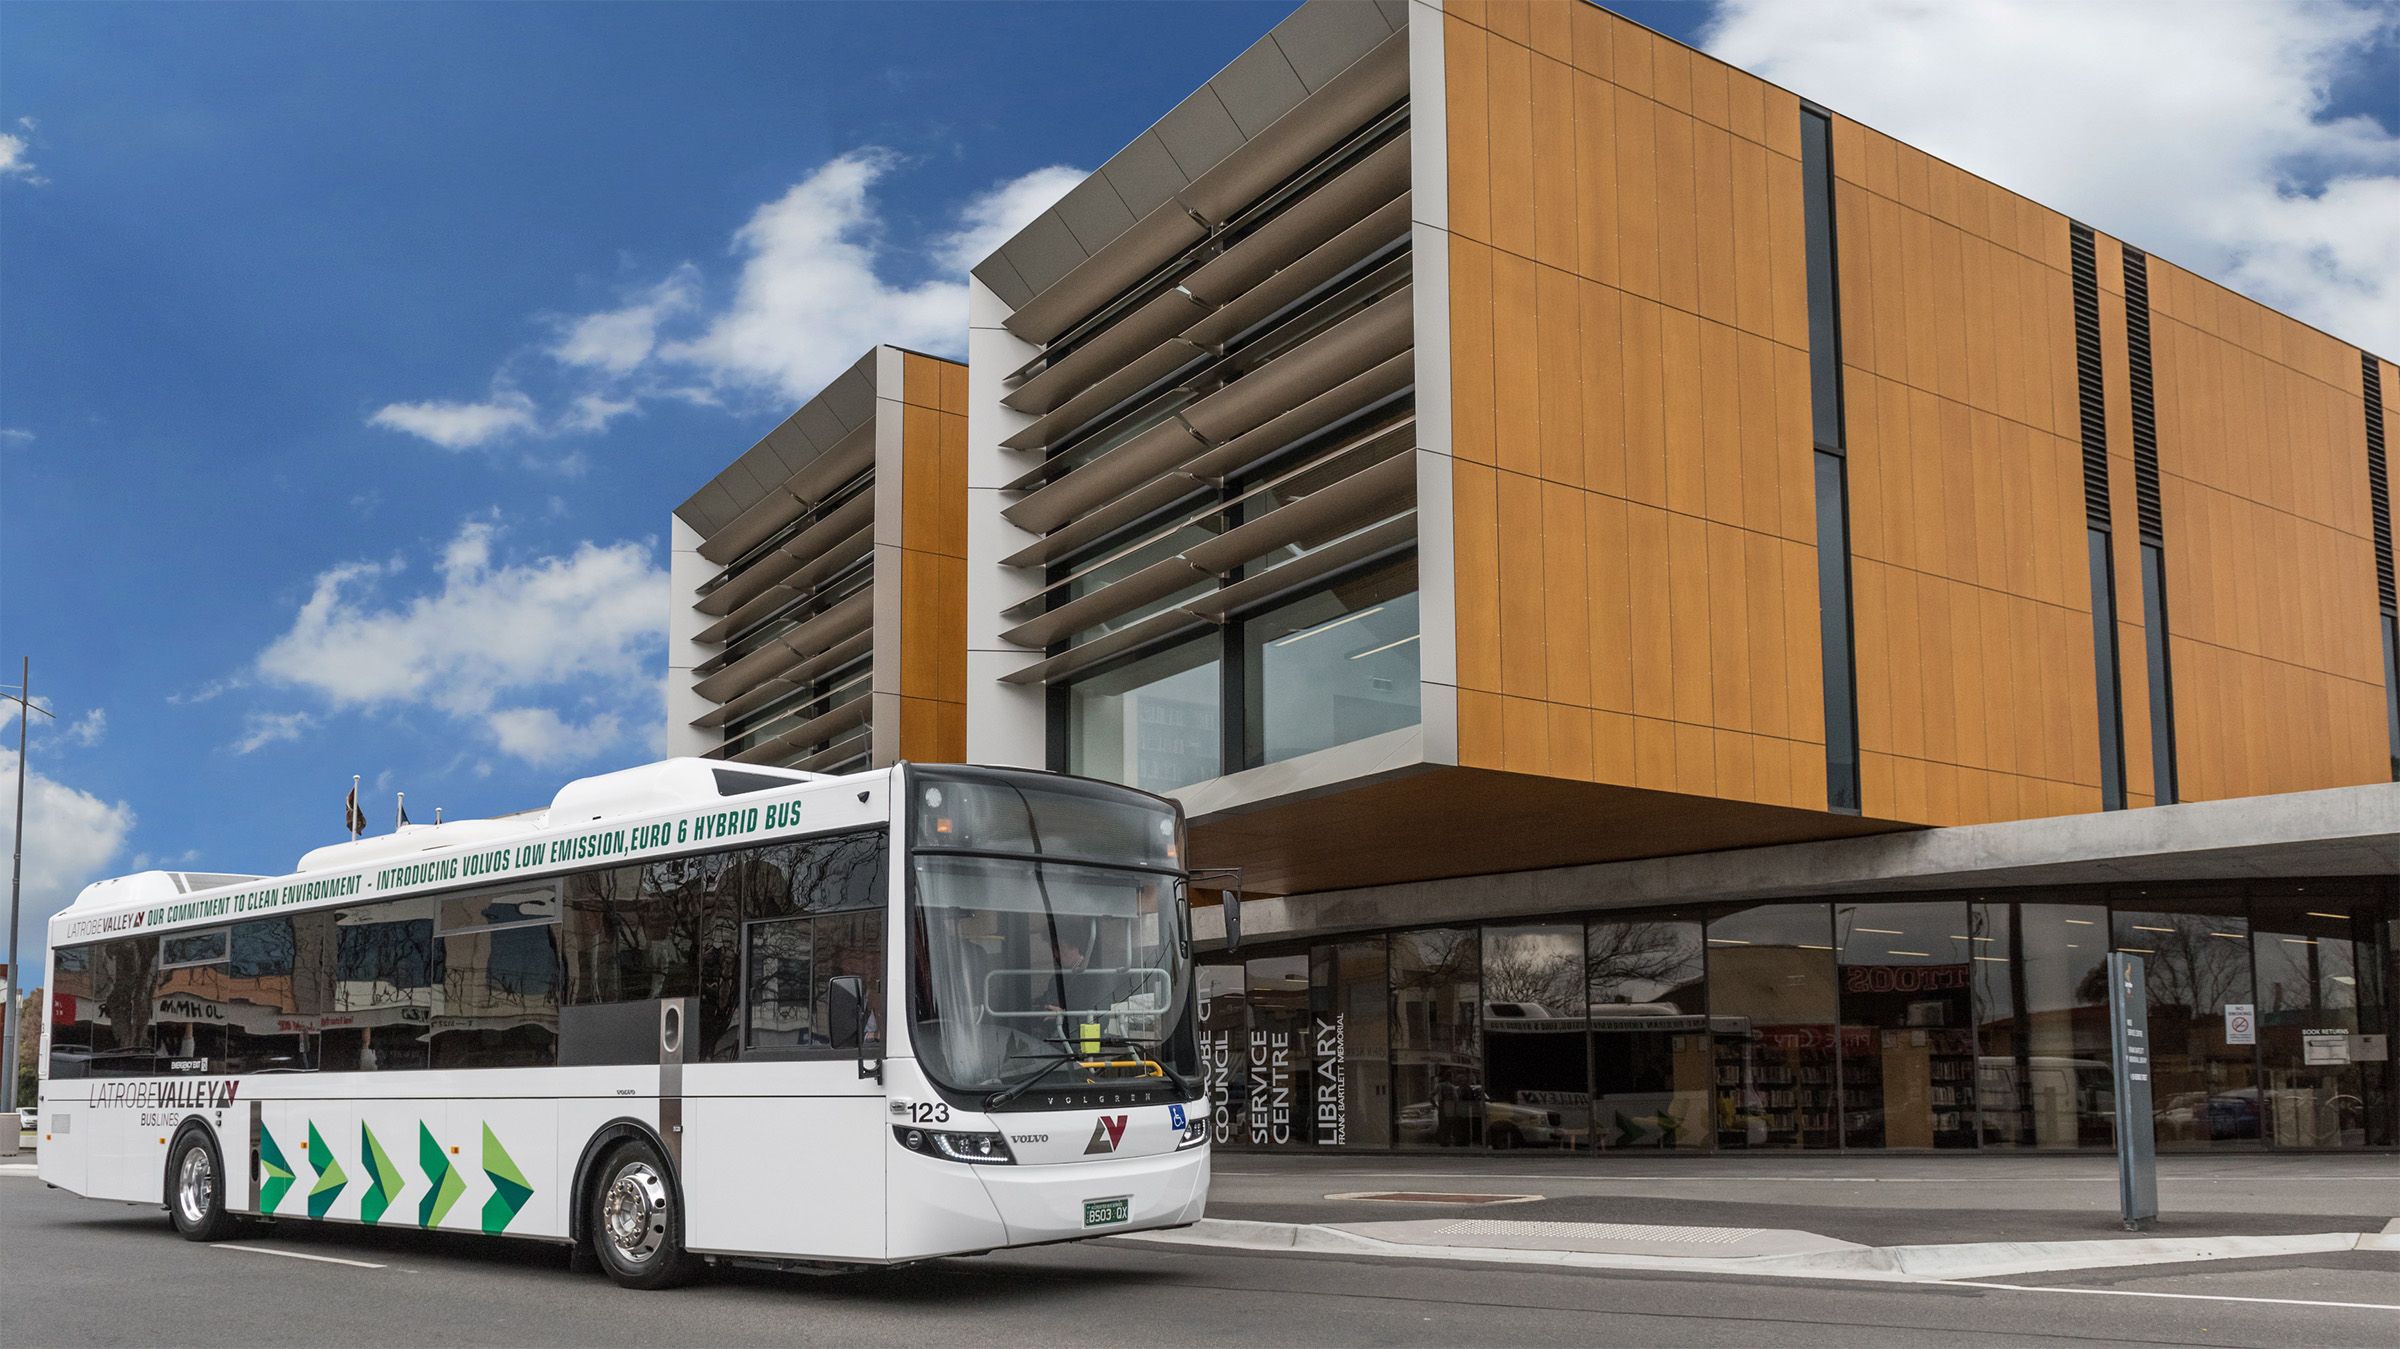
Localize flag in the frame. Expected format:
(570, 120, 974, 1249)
(398, 792, 410, 828)
(344, 782, 365, 837)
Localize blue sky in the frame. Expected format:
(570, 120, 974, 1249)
(2, 0, 2393, 976)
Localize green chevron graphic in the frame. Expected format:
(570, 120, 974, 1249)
(305, 1121, 348, 1220)
(257, 1124, 295, 1214)
(479, 1124, 532, 1233)
(359, 1123, 404, 1225)
(418, 1122, 463, 1229)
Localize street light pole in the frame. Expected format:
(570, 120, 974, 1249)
(4, 657, 56, 1116)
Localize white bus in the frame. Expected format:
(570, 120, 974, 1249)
(37, 759, 1212, 1287)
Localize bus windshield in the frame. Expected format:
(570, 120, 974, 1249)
(905, 770, 1197, 1104)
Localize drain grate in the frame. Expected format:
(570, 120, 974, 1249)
(1434, 1219, 1762, 1246)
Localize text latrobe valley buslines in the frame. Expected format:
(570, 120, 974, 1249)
(58, 799, 808, 942)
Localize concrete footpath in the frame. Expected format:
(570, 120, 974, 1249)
(1123, 1150, 2400, 1287)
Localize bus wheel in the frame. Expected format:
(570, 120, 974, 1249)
(588, 1138, 695, 1289)
(168, 1127, 241, 1242)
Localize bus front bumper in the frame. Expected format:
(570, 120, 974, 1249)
(888, 1144, 1209, 1261)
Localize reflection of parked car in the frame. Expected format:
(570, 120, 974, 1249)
(1484, 1101, 1565, 1149)
(16, 1107, 35, 1133)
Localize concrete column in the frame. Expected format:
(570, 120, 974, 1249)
(965, 277, 1049, 768)
(664, 514, 721, 758)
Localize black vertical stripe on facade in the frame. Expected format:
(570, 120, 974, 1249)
(2069, 224, 2111, 527)
(2364, 352, 2393, 611)
(1800, 104, 1861, 815)
(2123, 248, 2165, 542)
(2069, 222, 2125, 809)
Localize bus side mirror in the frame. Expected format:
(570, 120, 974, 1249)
(828, 976, 866, 1050)
(1222, 890, 1242, 953)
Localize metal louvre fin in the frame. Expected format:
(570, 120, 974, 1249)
(696, 629, 874, 730)
(695, 524, 873, 645)
(697, 489, 873, 616)
(1181, 284, 1412, 443)
(1004, 417, 1206, 535)
(1179, 354, 1412, 485)
(2363, 352, 2394, 611)
(2123, 248, 2165, 543)
(1180, 132, 1412, 307)
(1000, 338, 1206, 451)
(1181, 513, 1415, 621)
(1004, 288, 1210, 416)
(999, 609, 1211, 687)
(999, 30, 1409, 347)
(1000, 557, 1210, 651)
(696, 428, 876, 566)
(1181, 194, 1412, 352)
(2068, 223, 2111, 528)
(691, 586, 874, 704)
(724, 695, 870, 766)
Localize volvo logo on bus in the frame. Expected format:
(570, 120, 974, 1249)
(1083, 1114, 1129, 1155)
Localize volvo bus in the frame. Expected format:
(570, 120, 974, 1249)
(36, 760, 1211, 1287)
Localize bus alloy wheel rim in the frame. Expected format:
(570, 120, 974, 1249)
(603, 1162, 669, 1263)
(177, 1145, 212, 1223)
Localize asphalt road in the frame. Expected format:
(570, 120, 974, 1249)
(2, 1178, 2395, 1348)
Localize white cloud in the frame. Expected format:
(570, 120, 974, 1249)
(0, 734, 133, 968)
(551, 266, 698, 375)
(0, 427, 32, 443)
(935, 163, 1089, 274)
(60, 708, 106, 748)
(1703, 0, 2400, 355)
(167, 675, 249, 706)
(230, 710, 316, 754)
(487, 708, 625, 768)
(653, 150, 968, 402)
(253, 514, 663, 765)
(0, 125, 43, 185)
(372, 153, 1090, 442)
(369, 389, 539, 449)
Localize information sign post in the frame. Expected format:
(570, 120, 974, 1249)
(2108, 953, 2158, 1231)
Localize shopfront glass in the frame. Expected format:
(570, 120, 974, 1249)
(1482, 925, 1588, 1149)
(2115, 895, 2261, 1147)
(2251, 889, 2392, 1149)
(1391, 928, 1482, 1148)
(1976, 901, 2114, 1148)
(1241, 954, 1313, 1149)
(1587, 915, 1711, 1150)
(1836, 901, 1977, 1148)
(1198, 964, 1247, 1144)
(1707, 904, 1837, 1149)
(1311, 940, 1392, 1148)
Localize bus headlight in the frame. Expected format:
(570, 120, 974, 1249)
(1175, 1115, 1208, 1150)
(894, 1125, 1016, 1165)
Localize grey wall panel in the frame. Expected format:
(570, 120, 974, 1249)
(1054, 176, 1139, 255)
(1375, 0, 1410, 31)
(1270, 0, 1400, 92)
(972, 250, 1036, 310)
(1153, 89, 1247, 180)
(999, 211, 1091, 297)
(1208, 40, 1310, 138)
(1099, 132, 1190, 218)
(793, 401, 850, 451)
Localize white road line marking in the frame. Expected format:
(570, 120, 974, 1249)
(214, 1244, 386, 1269)
(1937, 1279, 2400, 1312)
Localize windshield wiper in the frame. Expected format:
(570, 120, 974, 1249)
(986, 1033, 1192, 1108)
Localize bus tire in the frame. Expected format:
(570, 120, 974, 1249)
(586, 1138, 696, 1290)
(167, 1126, 241, 1242)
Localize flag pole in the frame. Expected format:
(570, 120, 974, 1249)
(351, 775, 361, 841)
(397, 791, 406, 832)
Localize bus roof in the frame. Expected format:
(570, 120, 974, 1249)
(50, 757, 879, 946)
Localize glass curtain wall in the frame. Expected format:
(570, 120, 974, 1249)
(1587, 915, 1711, 1150)
(1198, 964, 1248, 1145)
(1708, 905, 1838, 1149)
(1975, 901, 2114, 1148)
(1392, 928, 1482, 1148)
(1242, 954, 1313, 1149)
(1836, 901, 1978, 1148)
(1481, 926, 1588, 1149)
(1065, 638, 1221, 794)
(2114, 895, 2261, 1147)
(1242, 561, 1421, 770)
(2252, 887, 2392, 1148)
(1312, 940, 1392, 1148)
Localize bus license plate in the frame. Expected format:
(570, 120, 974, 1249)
(1083, 1197, 1130, 1228)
